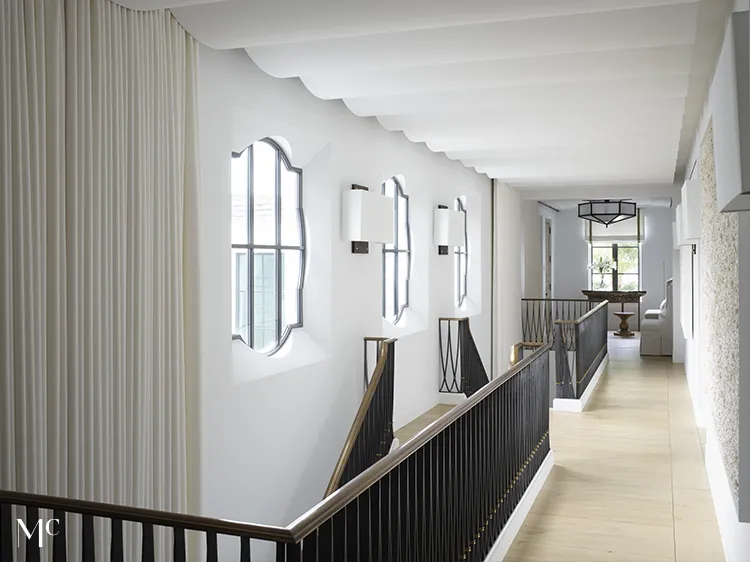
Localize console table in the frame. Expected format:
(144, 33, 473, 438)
(581, 290, 647, 331)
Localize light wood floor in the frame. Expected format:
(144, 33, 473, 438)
(504, 334, 725, 562)
(394, 403, 455, 443)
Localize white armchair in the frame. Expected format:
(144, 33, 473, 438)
(640, 279, 673, 356)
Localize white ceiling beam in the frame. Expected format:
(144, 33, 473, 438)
(245, 4, 698, 78)
(514, 183, 680, 200)
(168, 0, 697, 48)
(300, 45, 693, 100)
(343, 75, 689, 117)
(380, 114, 686, 141)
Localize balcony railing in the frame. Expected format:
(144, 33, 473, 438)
(438, 317, 489, 397)
(521, 298, 596, 345)
(554, 300, 609, 399)
(325, 338, 397, 497)
(1, 343, 552, 562)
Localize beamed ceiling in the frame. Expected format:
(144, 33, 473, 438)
(117, 0, 732, 198)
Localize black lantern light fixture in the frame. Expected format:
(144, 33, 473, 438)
(578, 199, 636, 227)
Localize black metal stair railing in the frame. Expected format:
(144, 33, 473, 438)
(554, 301, 609, 399)
(554, 321, 576, 399)
(521, 298, 596, 345)
(439, 317, 489, 397)
(1, 343, 552, 562)
(325, 338, 397, 497)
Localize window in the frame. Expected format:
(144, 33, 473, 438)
(382, 178, 411, 323)
(589, 242, 640, 291)
(231, 139, 305, 354)
(455, 197, 468, 307)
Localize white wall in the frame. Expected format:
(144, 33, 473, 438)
(552, 210, 588, 300)
(195, 45, 523, 546)
(679, 9, 750, 558)
(522, 201, 543, 298)
(552, 208, 674, 331)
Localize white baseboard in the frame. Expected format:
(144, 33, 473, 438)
(438, 392, 466, 405)
(705, 424, 750, 561)
(553, 354, 609, 413)
(483, 450, 555, 562)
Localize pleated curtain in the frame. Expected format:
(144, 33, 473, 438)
(0, 0, 200, 555)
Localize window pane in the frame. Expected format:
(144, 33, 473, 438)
(281, 249, 301, 327)
(593, 273, 613, 291)
(591, 246, 613, 262)
(384, 253, 395, 319)
(232, 248, 249, 341)
(455, 251, 464, 304)
(383, 179, 396, 250)
(590, 246, 615, 290)
(253, 250, 278, 352)
(397, 195, 408, 250)
(281, 166, 301, 247)
(618, 245, 639, 273)
(253, 141, 277, 246)
(397, 252, 409, 313)
(231, 150, 249, 245)
(618, 274, 639, 291)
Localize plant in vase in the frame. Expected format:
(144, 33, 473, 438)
(588, 256, 617, 290)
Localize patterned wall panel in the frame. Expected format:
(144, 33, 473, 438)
(701, 122, 741, 502)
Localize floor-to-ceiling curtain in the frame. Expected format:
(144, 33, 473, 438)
(0, 0, 199, 554)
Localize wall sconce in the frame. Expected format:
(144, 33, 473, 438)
(342, 184, 394, 254)
(434, 205, 465, 255)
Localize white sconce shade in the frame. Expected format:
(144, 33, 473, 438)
(680, 179, 701, 242)
(674, 203, 690, 248)
(342, 188, 394, 244)
(433, 207, 465, 247)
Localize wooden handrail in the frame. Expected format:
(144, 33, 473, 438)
(438, 316, 469, 321)
(1, 342, 553, 547)
(287, 342, 552, 541)
(323, 338, 397, 498)
(0, 489, 294, 543)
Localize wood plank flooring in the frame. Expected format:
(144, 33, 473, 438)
(503, 335, 724, 562)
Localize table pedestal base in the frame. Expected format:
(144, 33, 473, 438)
(613, 312, 635, 337)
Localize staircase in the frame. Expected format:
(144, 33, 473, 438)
(1, 328, 552, 561)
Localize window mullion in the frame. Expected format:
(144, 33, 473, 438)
(393, 195, 399, 316)
(275, 150, 282, 344)
(613, 243, 619, 291)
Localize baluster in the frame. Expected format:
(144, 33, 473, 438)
(111, 518, 123, 562)
(206, 531, 218, 562)
(141, 523, 154, 562)
(174, 527, 187, 562)
(286, 542, 302, 562)
(53, 510, 67, 562)
(301, 529, 317, 562)
(25, 506, 40, 562)
(82, 514, 95, 561)
(331, 509, 346, 562)
(0, 503, 11, 562)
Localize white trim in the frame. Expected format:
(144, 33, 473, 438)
(438, 392, 467, 405)
(553, 354, 609, 412)
(483, 450, 555, 562)
(705, 423, 750, 561)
